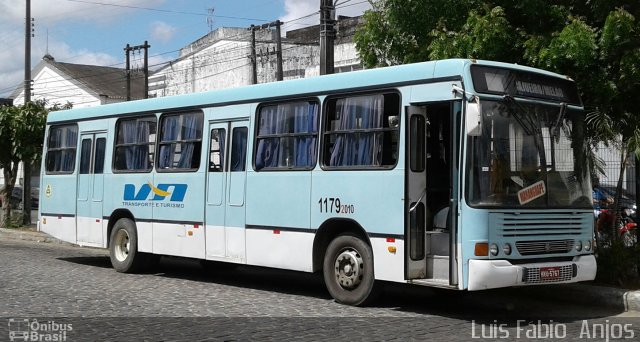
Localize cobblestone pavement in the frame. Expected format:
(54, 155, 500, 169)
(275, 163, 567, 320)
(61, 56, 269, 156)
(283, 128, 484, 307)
(0, 239, 637, 341)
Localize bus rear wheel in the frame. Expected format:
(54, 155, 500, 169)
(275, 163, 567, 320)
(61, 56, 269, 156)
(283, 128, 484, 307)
(109, 218, 148, 273)
(323, 233, 377, 306)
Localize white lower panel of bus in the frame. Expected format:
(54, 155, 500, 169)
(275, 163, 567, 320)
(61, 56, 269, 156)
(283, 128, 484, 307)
(203, 225, 247, 263)
(136, 221, 153, 253)
(467, 255, 597, 291)
(76, 216, 104, 248)
(40, 215, 76, 244)
(152, 222, 205, 259)
(370, 237, 405, 282)
(245, 229, 314, 272)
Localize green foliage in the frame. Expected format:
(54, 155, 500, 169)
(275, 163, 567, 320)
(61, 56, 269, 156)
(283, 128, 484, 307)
(13, 101, 49, 165)
(356, 0, 640, 285)
(353, 0, 477, 67)
(0, 107, 17, 166)
(429, 6, 519, 61)
(0, 101, 51, 227)
(595, 241, 639, 286)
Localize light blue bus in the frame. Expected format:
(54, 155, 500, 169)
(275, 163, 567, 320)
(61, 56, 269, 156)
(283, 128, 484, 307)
(39, 59, 596, 305)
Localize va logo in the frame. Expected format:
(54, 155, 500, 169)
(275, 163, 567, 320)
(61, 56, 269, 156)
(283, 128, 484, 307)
(124, 182, 188, 202)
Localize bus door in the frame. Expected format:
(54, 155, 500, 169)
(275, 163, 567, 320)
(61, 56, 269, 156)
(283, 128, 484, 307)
(205, 120, 249, 262)
(407, 101, 461, 286)
(406, 105, 428, 279)
(76, 132, 107, 246)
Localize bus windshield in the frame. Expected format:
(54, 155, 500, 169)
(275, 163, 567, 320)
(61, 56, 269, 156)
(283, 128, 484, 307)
(466, 99, 592, 208)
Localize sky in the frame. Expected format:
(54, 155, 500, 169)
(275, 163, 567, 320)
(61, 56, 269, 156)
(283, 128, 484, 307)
(0, 0, 371, 98)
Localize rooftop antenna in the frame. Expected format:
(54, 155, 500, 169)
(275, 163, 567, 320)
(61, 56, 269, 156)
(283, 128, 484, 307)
(46, 28, 49, 55)
(207, 7, 215, 32)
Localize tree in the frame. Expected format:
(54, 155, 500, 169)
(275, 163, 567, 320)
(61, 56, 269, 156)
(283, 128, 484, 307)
(0, 101, 67, 226)
(14, 101, 50, 225)
(0, 105, 21, 227)
(356, 0, 640, 236)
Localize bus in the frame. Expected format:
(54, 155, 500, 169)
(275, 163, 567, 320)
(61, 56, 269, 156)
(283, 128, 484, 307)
(39, 59, 596, 306)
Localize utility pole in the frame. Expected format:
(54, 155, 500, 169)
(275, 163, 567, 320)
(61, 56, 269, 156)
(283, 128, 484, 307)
(250, 25, 258, 84)
(248, 21, 283, 83)
(275, 20, 283, 81)
(320, 0, 335, 75)
(24, 0, 32, 104)
(21, 0, 34, 226)
(124, 41, 151, 100)
(125, 44, 130, 101)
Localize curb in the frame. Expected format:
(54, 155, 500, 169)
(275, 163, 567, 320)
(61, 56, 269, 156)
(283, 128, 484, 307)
(521, 283, 640, 312)
(1, 227, 639, 311)
(0, 227, 74, 246)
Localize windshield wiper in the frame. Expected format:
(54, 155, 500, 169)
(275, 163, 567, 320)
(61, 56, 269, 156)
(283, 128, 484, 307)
(501, 95, 549, 183)
(551, 103, 567, 142)
(502, 95, 540, 136)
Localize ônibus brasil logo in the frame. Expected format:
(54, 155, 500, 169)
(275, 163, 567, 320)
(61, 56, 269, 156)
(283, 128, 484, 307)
(122, 182, 187, 208)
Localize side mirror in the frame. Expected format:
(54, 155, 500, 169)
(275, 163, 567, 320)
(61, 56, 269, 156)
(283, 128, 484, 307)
(466, 97, 482, 136)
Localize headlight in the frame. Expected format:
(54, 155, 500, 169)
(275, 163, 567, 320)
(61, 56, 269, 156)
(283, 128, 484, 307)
(575, 240, 583, 252)
(490, 243, 499, 256)
(503, 243, 512, 255)
(584, 240, 591, 251)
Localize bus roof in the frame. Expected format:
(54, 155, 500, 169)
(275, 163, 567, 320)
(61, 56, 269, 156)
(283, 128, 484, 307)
(47, 59, 571, 123)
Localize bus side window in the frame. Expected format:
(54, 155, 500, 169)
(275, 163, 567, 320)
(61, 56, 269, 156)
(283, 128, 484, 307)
(45, 124, 78, 174)
(323, 92, 400, 168)
(157, 111, 203, 171)
(230, 127, 247, 172)
(114, 116, 156, 172)
(209, 128, 225, 172)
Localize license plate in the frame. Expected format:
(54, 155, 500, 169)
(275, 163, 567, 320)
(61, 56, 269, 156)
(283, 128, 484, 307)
(539, 267, 561, 281)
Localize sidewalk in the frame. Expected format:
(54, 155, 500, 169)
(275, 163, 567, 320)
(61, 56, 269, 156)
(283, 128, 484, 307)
(0, 226, 74, 246)
(1, 226, 639, 312)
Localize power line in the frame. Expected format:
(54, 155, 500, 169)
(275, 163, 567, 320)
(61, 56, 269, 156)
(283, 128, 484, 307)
(64, 0, 272, 22)
(4, 8, 359, 98)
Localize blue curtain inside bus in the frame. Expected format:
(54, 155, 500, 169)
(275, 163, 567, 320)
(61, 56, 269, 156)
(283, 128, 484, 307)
(121, 119, 151, 170)
(231, 127, 247, 172)
(158, 114, 202, 169)
(329, 95, 384, 167)
(177, 114, 202, 169)
(159, 116, 178, 169)
(255, 102, 318, 169)
(47, 125, 78, 172)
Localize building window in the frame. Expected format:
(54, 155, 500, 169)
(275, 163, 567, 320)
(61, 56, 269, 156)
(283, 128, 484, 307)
(45, 124, 78, 173)
(114, 116, 156, 172)
(158, 111, 203, 171)
(255, 101, 319, 170)
(323, 93, 400, 168)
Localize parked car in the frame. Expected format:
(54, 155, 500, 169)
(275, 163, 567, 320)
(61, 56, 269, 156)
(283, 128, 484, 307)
(0, 185, 39, 209)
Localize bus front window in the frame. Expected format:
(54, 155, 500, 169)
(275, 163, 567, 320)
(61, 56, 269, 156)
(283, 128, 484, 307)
(466, 100, 592, 208)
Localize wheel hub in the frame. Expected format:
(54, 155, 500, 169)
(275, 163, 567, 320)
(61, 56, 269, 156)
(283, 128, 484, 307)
(334, 249, 364, 289)
(114, 229, 130, 262)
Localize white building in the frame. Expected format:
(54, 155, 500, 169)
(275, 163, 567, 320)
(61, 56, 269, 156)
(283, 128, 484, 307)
(3, 55, 144, 187)
(150, 16, 363, 97)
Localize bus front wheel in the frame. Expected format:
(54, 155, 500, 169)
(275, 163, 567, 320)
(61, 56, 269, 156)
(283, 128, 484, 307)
(323, 233, 377, 306)
(109, 218, 148, 273)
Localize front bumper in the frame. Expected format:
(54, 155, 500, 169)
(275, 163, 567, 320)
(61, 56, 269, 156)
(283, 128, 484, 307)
(467, 255, 596, 291)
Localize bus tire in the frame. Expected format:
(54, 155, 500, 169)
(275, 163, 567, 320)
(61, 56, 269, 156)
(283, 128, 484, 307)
(323, 233, 377, 306)
(109, 218, 147, 273)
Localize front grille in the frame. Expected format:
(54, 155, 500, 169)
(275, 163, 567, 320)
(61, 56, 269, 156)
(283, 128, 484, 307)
(490, 212, 588, 238)
(516, 239, 574, 255)
(523, 264, 575, 284)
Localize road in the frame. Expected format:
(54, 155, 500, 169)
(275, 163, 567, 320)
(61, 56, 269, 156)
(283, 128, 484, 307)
(0, 238, 637, 341)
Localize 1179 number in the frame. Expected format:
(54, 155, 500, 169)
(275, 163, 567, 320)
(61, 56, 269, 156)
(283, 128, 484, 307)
(318, 197, 355, 214)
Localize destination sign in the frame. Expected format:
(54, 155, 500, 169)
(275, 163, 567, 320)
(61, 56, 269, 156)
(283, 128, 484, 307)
(471, 65, 581, 105)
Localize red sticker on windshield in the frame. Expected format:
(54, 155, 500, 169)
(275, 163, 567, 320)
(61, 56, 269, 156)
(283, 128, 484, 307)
(518, 180, 546, 205)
